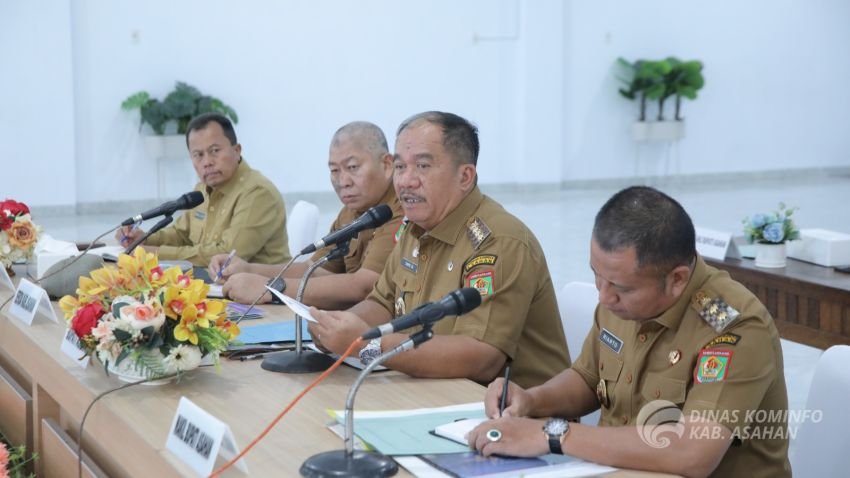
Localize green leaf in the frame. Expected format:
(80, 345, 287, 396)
(113, 328, 133, 342)
(121, 91, 150, 110)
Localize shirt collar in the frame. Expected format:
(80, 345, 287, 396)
(206, 159, 249, 197)
(408, 186, 484, 245)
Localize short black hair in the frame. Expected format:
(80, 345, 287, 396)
(593, 186, 696, 275)
(396, 111, 479, 166)
(185, 112, 238, 147)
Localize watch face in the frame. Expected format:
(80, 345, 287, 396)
(545, 419, 568, 435)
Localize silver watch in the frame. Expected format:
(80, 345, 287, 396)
(543, 418, 570, 455)
(358, 338, 382, 366)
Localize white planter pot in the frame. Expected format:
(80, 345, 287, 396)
(632, 121, 686, 142)
(142, 134, 187, 159)
(755, 242, 787, 268)
(105, 351, 174, 385)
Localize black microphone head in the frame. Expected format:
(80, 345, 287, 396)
(179, 191, 205, 209)
(441, 287, 483, 316)
(366, 204, 393, 226)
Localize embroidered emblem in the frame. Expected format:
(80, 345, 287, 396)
(194, 211, 206, 220)
(596, 378, 609, 408)
(668, 349, 681, 365)
(693, 290, 740, 333)
(599, 328, 623, 354)
(463, 254, 497, 272)
(401, 257, 418, 273)
(703, 333, 741, 349)
(395, 296, 406, 317)
(466, 270, 494, 297)
(466, 217, 492, 250)
(695, 348, 733, 383)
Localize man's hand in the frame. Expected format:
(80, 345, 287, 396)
(209, 254, 249, 282)
(308, 308, 370, 355)
(467, 417, 549, 457)
(115, 225, 146, 248)
(484, 378, 534, 419)
(222, 273, 272, 304)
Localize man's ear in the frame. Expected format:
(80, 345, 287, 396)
(666, 264, 692, 298)
(459, 164, 477, 192)
(380, 153, 393, 179)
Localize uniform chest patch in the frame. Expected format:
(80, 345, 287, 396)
(464, 254, 497, 272)
(194, 211, 206, 220)
(401, 257, 418, 273)
(703, 333, 741, 349)
(599, 328, 623, 354)
(695, 348, 733, 383)
(466, 270, 494, 297)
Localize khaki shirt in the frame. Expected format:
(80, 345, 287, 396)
(146, 160, 291, 266)
(572, 257, 790, 478)
(367, 187, 571, 388)
(311, 184, 404, 274)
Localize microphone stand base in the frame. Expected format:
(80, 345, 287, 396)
(260, 349, 336, 374)
(300, 450, 398, 478)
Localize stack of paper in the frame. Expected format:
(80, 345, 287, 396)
(227, 302, 264, 321)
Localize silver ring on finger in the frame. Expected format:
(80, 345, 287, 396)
(486, 429, 502, 443)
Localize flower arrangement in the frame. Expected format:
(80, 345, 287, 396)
(743, 203, 800, 244)
(59, 247, 239, 379)
(0, 437, 36, 478)
(0, 199, 40, 272)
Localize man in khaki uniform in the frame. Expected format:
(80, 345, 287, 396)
(210, 121, 403, 310)
(468, 186, 790, 478)
(310, 112, 570, 388)
(117, 113, 290, 267)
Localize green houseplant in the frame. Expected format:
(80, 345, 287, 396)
(121, 82, 239, 135)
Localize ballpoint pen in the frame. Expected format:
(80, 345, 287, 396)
(499, 360, 512, 417)
(216, 249, 237, 282)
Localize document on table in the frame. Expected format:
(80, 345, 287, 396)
(265, 286, 317, 322)
(432, 418, 487, 445)
(237, 321, 311, 344)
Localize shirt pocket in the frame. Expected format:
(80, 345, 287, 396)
(641, 372, 687, 405)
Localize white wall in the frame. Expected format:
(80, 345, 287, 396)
(1, 0, 849, 208)
(0, 0, 77, 206)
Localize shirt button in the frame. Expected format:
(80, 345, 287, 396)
(654, 389, 661, 398)
(625, 372, 632, 384)
(638, 334, 647, 343)
(621, 416, 629, 425)
(420, 253, 428, 262)
(600, 362, 605, 371)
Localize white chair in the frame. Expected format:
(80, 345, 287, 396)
(556, 281, 601, 426)
(286, 200, 320, 262)
(790, 345, 850, 477)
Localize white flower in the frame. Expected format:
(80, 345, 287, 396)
(163, 345, 202, 373)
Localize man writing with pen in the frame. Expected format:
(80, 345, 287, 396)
(116, 112, 290, 267)
(209, 121, 404, 310)
(307, 112, 570, 388)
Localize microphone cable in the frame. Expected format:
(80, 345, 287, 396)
(209, 338, 361, 477)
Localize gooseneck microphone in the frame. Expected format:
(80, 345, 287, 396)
(300, 204, 393, 255)
(121, 191, 204, 226)
(362, 287, 482, 340)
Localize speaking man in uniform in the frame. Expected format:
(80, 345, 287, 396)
(117, 113, 290, 267)
(468, 186, 790, 478)
(309, 111, 570, 388)
(209, 121, 403, 310)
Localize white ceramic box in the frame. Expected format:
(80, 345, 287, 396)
(786, 229, 850, 267)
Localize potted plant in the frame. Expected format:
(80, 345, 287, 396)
(121, 82, 239, 197)
(617, 57, 704, 142)
(742, 203, 801, 268)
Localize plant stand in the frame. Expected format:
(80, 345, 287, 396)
(143, 135, 194, 200)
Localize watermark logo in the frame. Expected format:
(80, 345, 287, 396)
(635, 400, 685, 448)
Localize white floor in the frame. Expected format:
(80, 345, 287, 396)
(34, 173, 849, 447)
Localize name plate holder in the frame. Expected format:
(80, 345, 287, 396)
(60, 327, 91, 369)
(9, 278, 59, 325)
(695, 227, 743, 261)
(166, 397, 248, 477)
(0, 265, 14, 291)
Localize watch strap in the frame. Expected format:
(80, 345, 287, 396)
(266, 277, 286, 304)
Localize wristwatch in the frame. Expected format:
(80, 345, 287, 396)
(542, 418, 570, 455)
(358, 338, 382, 366)
(266, 277, 286, 304)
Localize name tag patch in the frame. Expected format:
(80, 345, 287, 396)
(464, 254, 497, 272)
(599, 328, 623, 354)
(703, 333, 741, 349)
(194, 211, 206, 220)
(401, 257, 418, 273)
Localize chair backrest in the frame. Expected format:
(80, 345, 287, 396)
(556, 281, 598, 362)
(790, 345, 850, 477)
(286, 200, 320, 262)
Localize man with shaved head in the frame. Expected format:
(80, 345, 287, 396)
(210, 121, 403, 309)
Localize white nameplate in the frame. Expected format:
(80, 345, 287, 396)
(695, 227, 735, 261)
(60, 327, 91, 369)
(166, 397, 248, 477)
(9, 278, 59, 325)
(0, 265, 14, 290)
